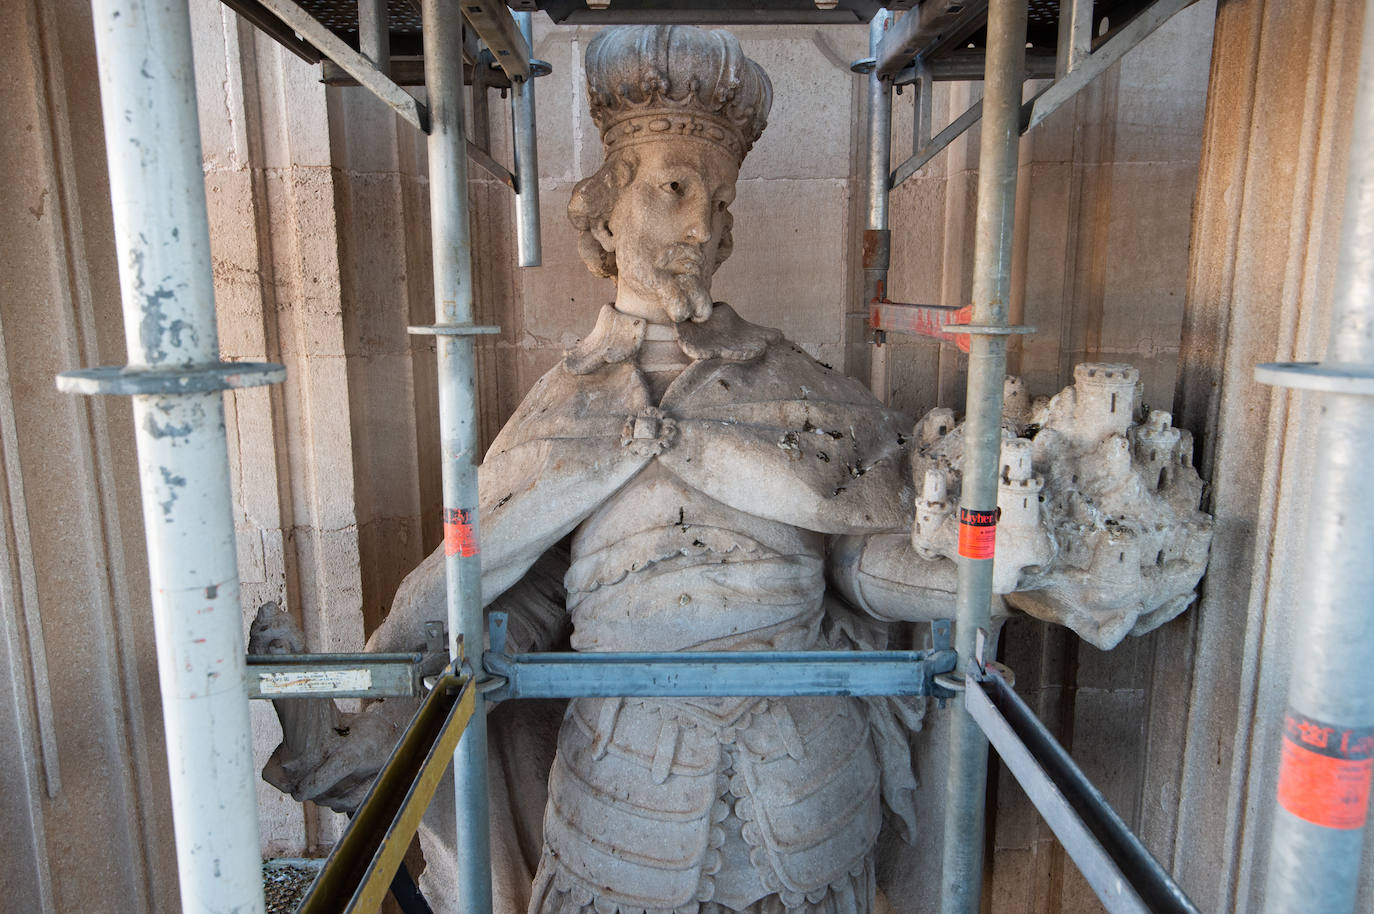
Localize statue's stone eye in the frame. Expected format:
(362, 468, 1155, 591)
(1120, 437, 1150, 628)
(716, 200, 726, 212)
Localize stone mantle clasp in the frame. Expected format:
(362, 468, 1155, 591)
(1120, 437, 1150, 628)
(621, 406, 678, 457)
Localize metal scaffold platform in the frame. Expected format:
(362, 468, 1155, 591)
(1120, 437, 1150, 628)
(67, 2, 1374, 913)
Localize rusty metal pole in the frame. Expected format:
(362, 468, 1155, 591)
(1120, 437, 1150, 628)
(940, 0, 1027, 911)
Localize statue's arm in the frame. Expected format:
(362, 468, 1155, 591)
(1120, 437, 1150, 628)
(827, 532, 963, 625)
(251, 442, 602, 813)
(829, 377, 1215, 651)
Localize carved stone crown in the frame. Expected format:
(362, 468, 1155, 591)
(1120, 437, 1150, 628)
(585, 25, 773, 161)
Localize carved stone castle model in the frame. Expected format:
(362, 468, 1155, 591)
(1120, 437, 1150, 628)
(910, 363, 1213, 649)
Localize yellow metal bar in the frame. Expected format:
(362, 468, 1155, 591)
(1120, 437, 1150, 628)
(298, 670, 476, 913)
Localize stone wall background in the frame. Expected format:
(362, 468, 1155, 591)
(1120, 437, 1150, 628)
(5, 1, 1371, 911)
(0, 0, 178, 909)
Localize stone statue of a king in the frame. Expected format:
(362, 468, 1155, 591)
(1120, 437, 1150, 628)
(252, 22, 1213, 914)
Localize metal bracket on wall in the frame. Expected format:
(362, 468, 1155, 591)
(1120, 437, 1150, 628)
(459, 1, 532, 82)
(868, 298, 1033, 352)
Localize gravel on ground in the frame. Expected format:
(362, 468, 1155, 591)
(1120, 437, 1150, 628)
(263, 859, 323, 913)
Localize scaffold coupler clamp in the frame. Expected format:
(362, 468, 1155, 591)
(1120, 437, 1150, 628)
(477, 611, 513, 701)
(933, 624, 1016, 708)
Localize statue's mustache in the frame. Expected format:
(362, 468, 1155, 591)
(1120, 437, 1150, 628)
(658, 243, 706, 274)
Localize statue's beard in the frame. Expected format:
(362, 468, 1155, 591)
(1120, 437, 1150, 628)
(615, 244, 715, 323)
(655, 243, 713, 323)
(660, 271, 714, 323)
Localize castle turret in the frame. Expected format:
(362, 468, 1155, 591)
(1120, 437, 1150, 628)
(1071, 363, 1139, 447)
(997, 437, 1043, 530)
(916, 407, 956, 446)
(1003, 375, 1032, 431)
(914, 469, 953, 559)
(991, 437, 1053, 592)
(1130, 408, 1183, 491)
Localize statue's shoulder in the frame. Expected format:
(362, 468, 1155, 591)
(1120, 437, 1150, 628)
(658, 310, 916, 534)
(759, 337, 880, 405)
(486, 356, 649, 459)
(679, 303, 891, 412)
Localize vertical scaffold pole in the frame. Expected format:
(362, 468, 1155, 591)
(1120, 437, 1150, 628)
(78, 0, 275, 910)
(864, 8, 893, 399)
(940, 0, 1027, 912)
(1056, 0, 1093, 78)
(512, 9, 543, 267)
(358, 0, 390, 72)
(421, 1, 493, 913)
(1258, 5, 1374, 912)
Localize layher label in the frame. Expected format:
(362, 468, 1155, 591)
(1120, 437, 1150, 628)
(1276, 710, 1374, 830)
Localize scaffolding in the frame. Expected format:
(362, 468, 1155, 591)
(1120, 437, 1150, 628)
(57, 1, 1374, 913)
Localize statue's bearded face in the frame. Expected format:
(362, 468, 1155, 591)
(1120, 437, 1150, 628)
(593, 140, 739, 324)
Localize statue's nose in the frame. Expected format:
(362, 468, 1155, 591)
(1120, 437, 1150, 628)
(683, 199, 713, 243)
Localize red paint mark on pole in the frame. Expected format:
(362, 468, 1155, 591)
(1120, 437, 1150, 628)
(444, 507, 478, 557)
(868, 300, 973, 352)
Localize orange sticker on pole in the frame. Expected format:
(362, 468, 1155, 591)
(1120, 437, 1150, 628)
(443, 507, 478, 558)
(1276, 711, 1374, 830)
(958, 507, 999, 560)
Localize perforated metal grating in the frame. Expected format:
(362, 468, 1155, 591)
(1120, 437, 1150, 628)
(1027, 0, 1060, 29)
(959, 1, 1155, 52)
(293, 0, 422, 35)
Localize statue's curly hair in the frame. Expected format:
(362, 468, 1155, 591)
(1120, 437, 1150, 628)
(566, 149, 735, 280)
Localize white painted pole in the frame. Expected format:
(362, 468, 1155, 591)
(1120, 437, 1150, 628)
(87, 0, 265, 910)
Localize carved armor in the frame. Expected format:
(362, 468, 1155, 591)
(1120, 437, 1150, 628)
(519, 362, 896, 914)
(534, 695, 881, 914)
